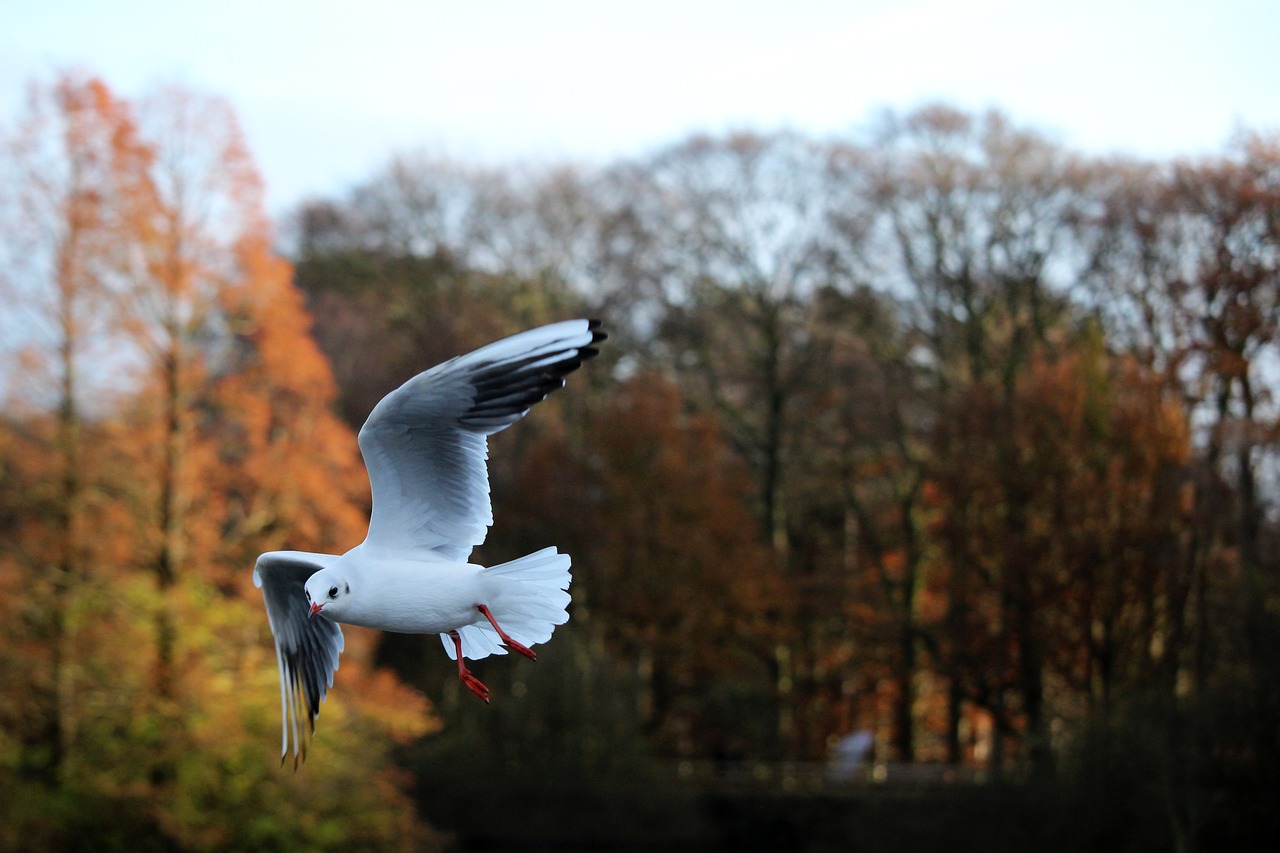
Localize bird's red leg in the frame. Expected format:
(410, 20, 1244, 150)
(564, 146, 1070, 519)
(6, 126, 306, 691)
(450, 630, 490, 703)
(477, 604, 537, 661)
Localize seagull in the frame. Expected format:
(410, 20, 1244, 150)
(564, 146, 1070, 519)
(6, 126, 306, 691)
(253, 319, 605, 766)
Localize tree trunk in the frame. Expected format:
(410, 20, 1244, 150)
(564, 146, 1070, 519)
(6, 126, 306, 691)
(149, 331, 185, 789)
(893, 625, 915, 762)
(945, 675, 963, 765)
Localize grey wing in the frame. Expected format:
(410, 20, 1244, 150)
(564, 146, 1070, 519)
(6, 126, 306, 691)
(357, 318, 605, 561)
(253, 550, 344, 767)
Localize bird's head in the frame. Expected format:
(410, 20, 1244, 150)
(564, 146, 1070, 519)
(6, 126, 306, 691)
(304, 571, 351, 620)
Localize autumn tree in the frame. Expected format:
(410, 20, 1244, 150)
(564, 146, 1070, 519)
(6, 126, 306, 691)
(585, 132, 878, 753)
(865, 105, 1088, 387)
(488, 371, 782, 755)
(1172, 138, 1280, 697)
(857, 106, 1090, 770)
(1078, 140, 1280, 512)
(790, 283, 940, 761)
(0, 73, 441, 850)
(927, 328, 1194, 777)
(1083, 138, 1280, 786)
(0, 71, 155, 785)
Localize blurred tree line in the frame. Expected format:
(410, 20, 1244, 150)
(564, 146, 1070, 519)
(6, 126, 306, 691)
(3, 71, 1279, 850)
(287, 107, 1280, 847)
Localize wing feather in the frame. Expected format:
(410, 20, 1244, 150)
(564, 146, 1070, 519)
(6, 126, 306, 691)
(357, 318, 606, 560)
(254, 550, 344, 767)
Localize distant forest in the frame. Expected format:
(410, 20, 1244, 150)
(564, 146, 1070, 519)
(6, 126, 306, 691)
(3, 72, 1278, 851)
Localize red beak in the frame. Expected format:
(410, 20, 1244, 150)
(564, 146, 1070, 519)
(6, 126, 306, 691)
(309, 601, 323, 618)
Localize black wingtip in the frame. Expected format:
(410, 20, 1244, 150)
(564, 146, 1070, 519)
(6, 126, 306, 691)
(586, 319, 607, 346)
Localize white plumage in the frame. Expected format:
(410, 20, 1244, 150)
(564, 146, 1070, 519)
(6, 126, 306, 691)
(253, 319, 605, 766)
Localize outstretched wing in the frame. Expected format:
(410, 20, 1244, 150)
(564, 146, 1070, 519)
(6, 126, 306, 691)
(357, 318, 605, 561)
(253, 550, 344, 767)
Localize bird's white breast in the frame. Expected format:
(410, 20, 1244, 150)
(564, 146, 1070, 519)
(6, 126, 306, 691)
(335, 550, 489, 634)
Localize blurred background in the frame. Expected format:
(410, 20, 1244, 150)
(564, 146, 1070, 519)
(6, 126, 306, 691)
(3, 1, 1279, 850)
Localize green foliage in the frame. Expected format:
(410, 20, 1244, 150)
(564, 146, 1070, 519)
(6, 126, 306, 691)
(0, 571, 439, 852)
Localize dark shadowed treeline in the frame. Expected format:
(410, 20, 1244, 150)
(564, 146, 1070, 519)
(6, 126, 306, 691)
(289, 108, 1280, 848)
(3, 71, 1279, 851)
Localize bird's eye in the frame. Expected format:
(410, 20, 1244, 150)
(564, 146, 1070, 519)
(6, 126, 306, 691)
(328, 586, 339, 599)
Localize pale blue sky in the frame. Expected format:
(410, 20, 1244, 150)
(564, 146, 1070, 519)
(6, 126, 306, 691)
(3, 0, 1278, 215)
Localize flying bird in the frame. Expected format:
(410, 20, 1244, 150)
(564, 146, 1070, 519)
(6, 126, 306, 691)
(253, 319, 605, 766)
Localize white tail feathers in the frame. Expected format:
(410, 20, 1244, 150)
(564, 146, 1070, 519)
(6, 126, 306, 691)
(440, 547, 573, 661)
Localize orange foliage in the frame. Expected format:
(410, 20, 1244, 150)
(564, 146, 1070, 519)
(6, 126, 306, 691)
(929, 334, 1194, 761)
(498, 370, 782, 753)
(0, 72, 439, 850)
